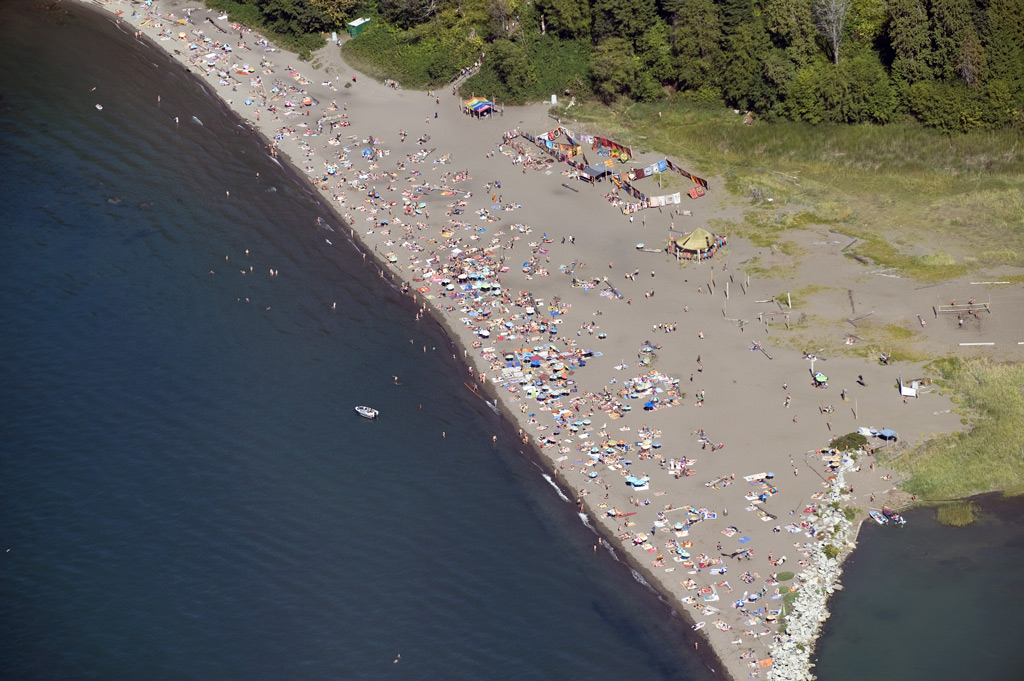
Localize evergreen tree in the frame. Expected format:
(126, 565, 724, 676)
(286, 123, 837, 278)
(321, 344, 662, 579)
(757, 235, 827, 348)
(980, 0, 1024, 94)
(667, 0, 723, 90)
(489, 38, 540, 97)
(928, 0, 973, 82)
(887, 0, 934, 86)
(956, 26, 987, 87)
(592, 0, 659, 47)
(534, 0, 592, 39)
(763, 0, 818, 66)
(840, 49, 897, 122)
(719, 19, 776, 110)
(716, 0, 754, 35)
(635, 21, 674, 85)
(592, 37, 638, 100)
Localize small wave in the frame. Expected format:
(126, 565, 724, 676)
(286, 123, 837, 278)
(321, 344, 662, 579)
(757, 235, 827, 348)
(322, 223, 334, 232)
(631, 569, 652, 588)
(265, 186, 277, 193)
(540, 474, 569, 502)
(191, 116, 203, 126)
(577, 512, 591, 528)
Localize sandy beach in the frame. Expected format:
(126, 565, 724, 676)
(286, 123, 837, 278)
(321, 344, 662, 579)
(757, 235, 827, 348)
(75, 2, 1024, 678)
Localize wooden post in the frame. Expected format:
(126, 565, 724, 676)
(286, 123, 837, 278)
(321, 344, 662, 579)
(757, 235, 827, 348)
(787, 292, 792, 309)
(726, 282, 729, 299)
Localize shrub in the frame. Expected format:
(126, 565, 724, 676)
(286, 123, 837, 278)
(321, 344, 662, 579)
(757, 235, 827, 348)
(831, 432, 868, 451)
(208, 0, 329, 59)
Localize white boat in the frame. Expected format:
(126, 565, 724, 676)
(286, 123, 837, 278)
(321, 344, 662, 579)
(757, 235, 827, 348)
(355, 406, 379, 420)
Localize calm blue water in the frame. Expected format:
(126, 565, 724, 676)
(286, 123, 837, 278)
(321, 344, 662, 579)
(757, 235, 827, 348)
(814, 495, 1024, 681)
(0, 3, 712, 680)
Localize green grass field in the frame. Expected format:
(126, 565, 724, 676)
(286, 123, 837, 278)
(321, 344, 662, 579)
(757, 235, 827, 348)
(880, 358, 1024, 499)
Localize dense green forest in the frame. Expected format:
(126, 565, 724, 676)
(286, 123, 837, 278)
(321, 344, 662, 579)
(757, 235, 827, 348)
(210, 0, 1023, 132)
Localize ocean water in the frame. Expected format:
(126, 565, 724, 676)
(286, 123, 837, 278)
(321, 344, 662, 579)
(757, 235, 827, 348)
(814, 495, 1024, 681)
(0, 3, 712, 680)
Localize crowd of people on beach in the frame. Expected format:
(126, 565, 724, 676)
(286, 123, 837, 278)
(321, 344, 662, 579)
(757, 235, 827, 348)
(108, 4, 933, 679)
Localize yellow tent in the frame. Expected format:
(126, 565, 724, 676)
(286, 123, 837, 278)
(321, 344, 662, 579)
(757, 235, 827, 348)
(676, 227, 716, 252)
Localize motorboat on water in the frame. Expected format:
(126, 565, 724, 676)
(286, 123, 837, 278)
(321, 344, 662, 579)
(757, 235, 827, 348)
(355, 406, 379, 420)
(882, 507, 906, 525)
(869, 510, 888, 525)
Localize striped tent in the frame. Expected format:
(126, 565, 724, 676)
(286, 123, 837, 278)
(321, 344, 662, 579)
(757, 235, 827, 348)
(464, 97, 494, 116)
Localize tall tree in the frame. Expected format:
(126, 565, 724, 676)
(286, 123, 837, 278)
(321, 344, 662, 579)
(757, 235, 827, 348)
(956, 26, 986, 87)
(719, 19, 776, 110)
(928, 0, 973, 82)
(764, 0, 818, 66)
(379, 0, 440, 29)
(666, 0, 723, 90)
(308, 0, 357, 26)
(635, 21, 673, 86)
(486, 0, 518, 38)
(716, 0, 754, 36)
(814, 0, 850, 64)
(591, 37, 638, 100)
(534, 0, 591, 39)
(979, 0, 1024, 91)
(489, 38, 539, 96)
(592, 0, 659, 47)
(887, 0, 933, 86)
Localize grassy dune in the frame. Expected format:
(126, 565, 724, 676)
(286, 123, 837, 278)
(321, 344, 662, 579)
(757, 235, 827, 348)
(881, 358, 1024, 499)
